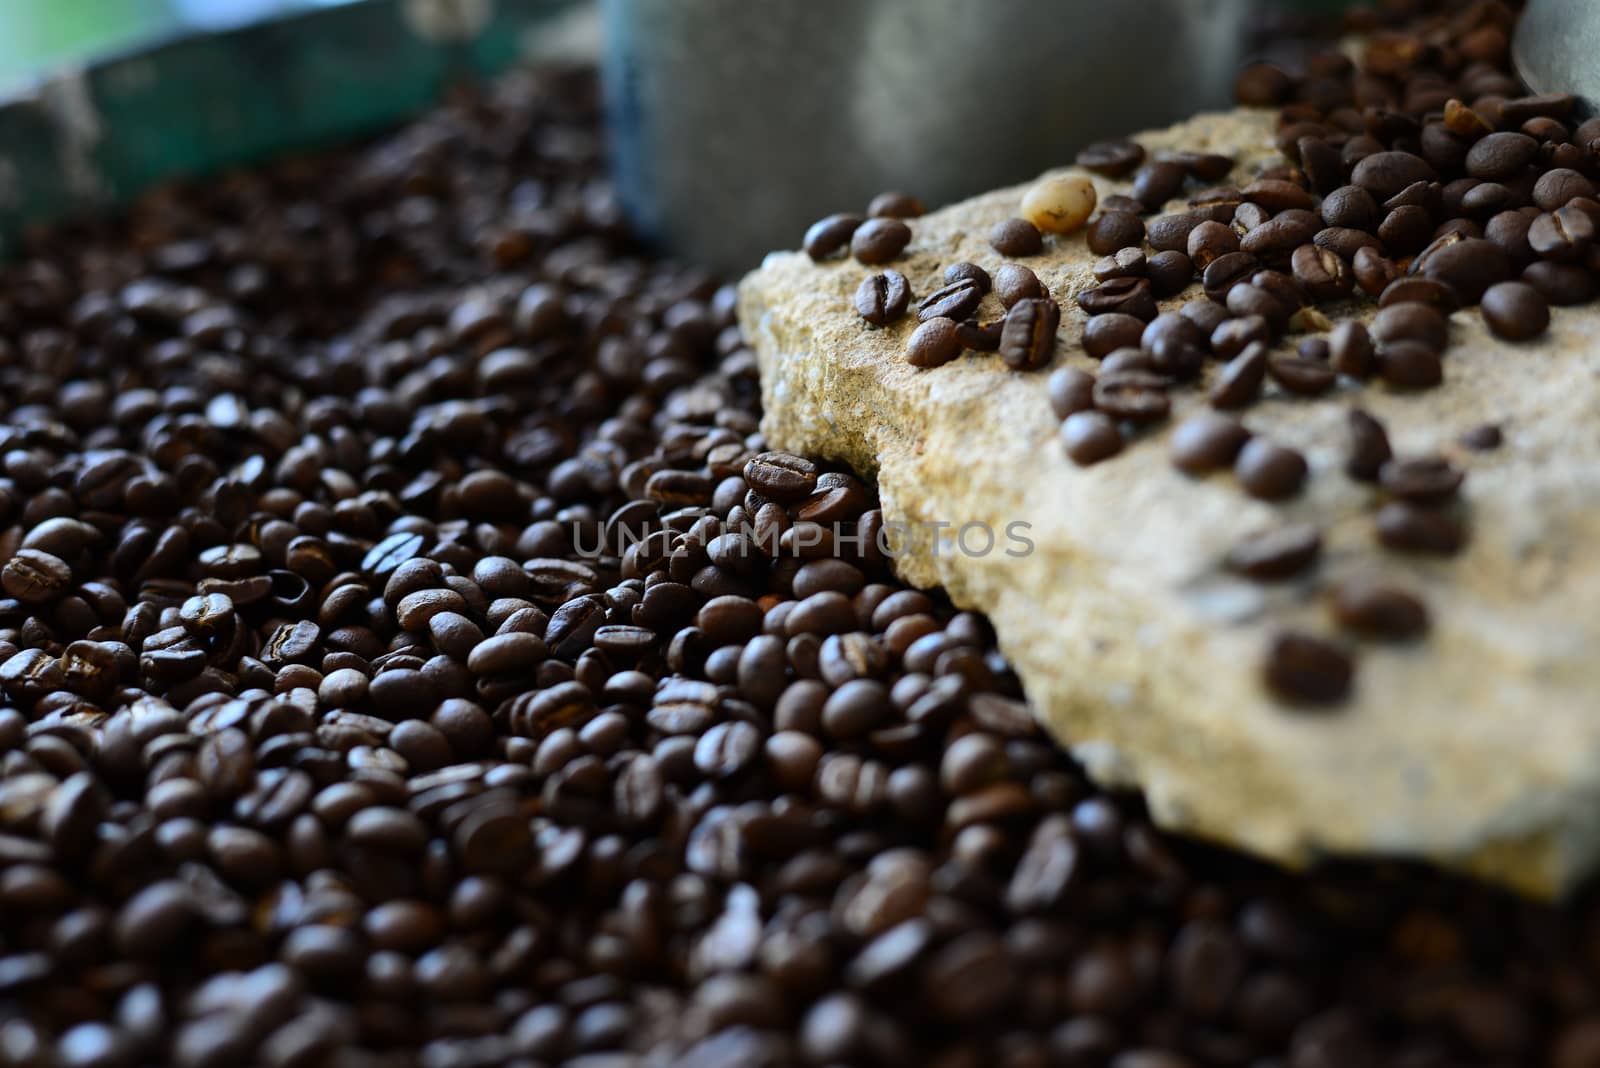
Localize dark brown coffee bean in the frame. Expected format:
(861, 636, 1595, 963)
(1352, 151, 1437, 200)
(1534, 169, 1596, 211)
(1210, 315, 1269, 360)
(1048, 367, 1097, 420)
(1372, 303, 1449, 353)
(1291, 245, 1353, 301)
(1328, 322, 1375, 379)
(1314, 226, 1382, 262)
(1133, 162, 1188, 209)
(1170, 414, 1251, 475)
(999, 299, 1059, 371)
(745, 452, 817, 501)
(1418, 238, 1511, 303)
(1077, 278, 1158, 322)
(1379, 277, 1460, 312)
(1, 549, 71, 604)
(1378, 456, 1463, 504)
(854, 271, 911, 326)
(1377, 341, 1443, 388)
(1375, 502, 1466, 555)
(1466, 131, 1538, 180)
(1235, 62, 1294, 105)
(1147, 213, 1204, 253)
(1092, 372, 1169, 422)
(868, 191, 923, 218)
(1241, 210, 1322, 260)
(1321, 185, 1379, 231)
(1329, 578, 1429, 640)
(907, 318, 962, 368)
(1226, 524, 1321, 581)
(1094, 248, 1147, 283)
(1480, 281, 1550, 340)
(990, 217, 1044, 257)
(822, 680, 890, 739)
(804, 213, 863, 259)
(1202, 251, 1260, 302)
(917, 277, 983, 323)
(1522, 260, 1595, 305)
(1353, 246, 1399, 297)
(851, 218, 912, 264)
(1530, 203, 1596, 261)
(1147, 251, 1195, 299)
(1267, 354, 1336, 396)
(1088, 213, 1146, 256)
(1060, 412, 1123, 465)
(1345, 409, 1392, 481)
(1209, 342, 1268, 410)
(1263, 631, 1353, 705)
(993, 263, 1044, 308)
(1082, 313, 1146, 358)
(1235, 438, 1307, 500)
(1077, 140, 1145, 177)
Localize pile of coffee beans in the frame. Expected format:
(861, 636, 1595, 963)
(6, 25, 1600, 1068)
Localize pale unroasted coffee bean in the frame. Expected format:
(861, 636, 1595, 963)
(1021, 175, 1098, 234)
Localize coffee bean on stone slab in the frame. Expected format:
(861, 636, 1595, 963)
(1094, 248, 1148, 283)
(999, 299, 1061, 371)
(1378, 277, 1459, 313)
(1088, 213, 1147, 256)
(1267, 354, 1337, 396)
(1529, 203, 1596, 262)
(1372, 303, 1449, 353)
(1417, 238, 1511, 304)
(1092, 372, 1170, 423)
(1225, 523, 1322, 581)
(1076, 139, 1145, 177)
(1378, 456, 1463, 505)
(1329, 578, 1430, 640)
(1048, 367, 1097, 420)
(854, 271, 912, 326)
(1263, 631, 1354, 705)
(1351, 151, 1437, 200)
(1522, 260, 1595, 305)
(1170, 414, 1251, 475)
(1345, 408, 1392, 481)
(1465, 131, 1539, 181)
(1133, 161, 1189, 210)
(907, 319, 963, 369)
(1321, 185, 1380, 231)
(1376, 341, 1444, 389)
(1209, 342, 1269, 410)
(1147, 251, 1196, 299)
(1480, 282, 1550, 340)
(1375, 502, 1467, 555)
(993, 263, 1045, 308)
(851, 218, 912, 264)
(1022, 175, 1098, 235)
(805, 213, 863, 259)
(1060, 412, 1123, 466)
(1082, 314, 1147, 359)
(944, 261, 992, 293)
(1235, 438, 1307, 500)
(1353, 247, 1400, 297)
(868, 191, 924, 218)
(1077, 278, 1158, 322)
(917, 277, 984, 323)
(990, 217, 1044, 257)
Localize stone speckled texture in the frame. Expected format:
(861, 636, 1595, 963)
(738, 107, 1600, 898)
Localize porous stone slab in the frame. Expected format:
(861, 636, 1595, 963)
(738, 107, 1600, 898)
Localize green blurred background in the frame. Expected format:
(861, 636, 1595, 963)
(0, 0, 355, 92)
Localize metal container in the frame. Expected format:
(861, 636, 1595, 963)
(602, 0, 1260, 274)
(1513, 0, 1599, 115)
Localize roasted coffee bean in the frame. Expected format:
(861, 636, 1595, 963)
(1235, 438, 1307, 500)
(1170, 414, 1251, 475)
(854, 271, 912, 326)
(999, 299, 1060, 371)
(907, 318, 961, 368)
(1314, 226, 1382, 261)
(1263, 631, 1353, 705)
(1235, 62, 1293, 105)
(1328, 321, 1375, 378)
(1321, 185, 1379, 231)
(1522, 259, 1595, 305)
(1060, 412, 1123, 465)
(1092, 372, 1170, 422)
(804, 213, 863, 259)
(1345, 409, 1393, 482)
(1379, 456, 1463, 504)
(868, 191, 924, 218)
(1094, 248, 1147, 282)
(1209, 342, 1269, 410)
(1, 549, 72, 604)
(989, 217, 1044, 257)
(1329, 578, 1430, 640)
(1534, 168, 1596, 211)
(1226, 523, 1322, 581)
(917, 277, 983, 323)
(1418, 237, 1511, 303)
(1372, 303, 1449, 353)
(1080, 314, 1143, 361)
(1241, 210, 1322, 260)
(1353, 246, 1400, 297)
(1352, 151, 1437, 200)
(1202, 251, 1260, 302)
(1077, 140, 1145, 177)
(1133, 161, 1188, 209)
(1048, 367, 1097, 420)
(1480, 281, 1550, 340)
(851, 218, 912, 264)
(1377, 341, 1444, 388)
(1466, 131, 1539, 180)
(944, 261, 992, 293)
(1530, 203, 1595, 261)
(1378, 277, 1460, 312)
(1186, 221, 1238, 270)
(745, 452, 817, 501)
(1291, 245, 1353, 300)
(1267, 354, 1337, 395)
(1077, 278, 1158, 322)
(1146, 251, 1195, 299)
(1088, 213, 1146, 256)
(992, 263, 1044, 308)
(954, 319, 1003, 353)
(1375, 502, 1466, 555)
